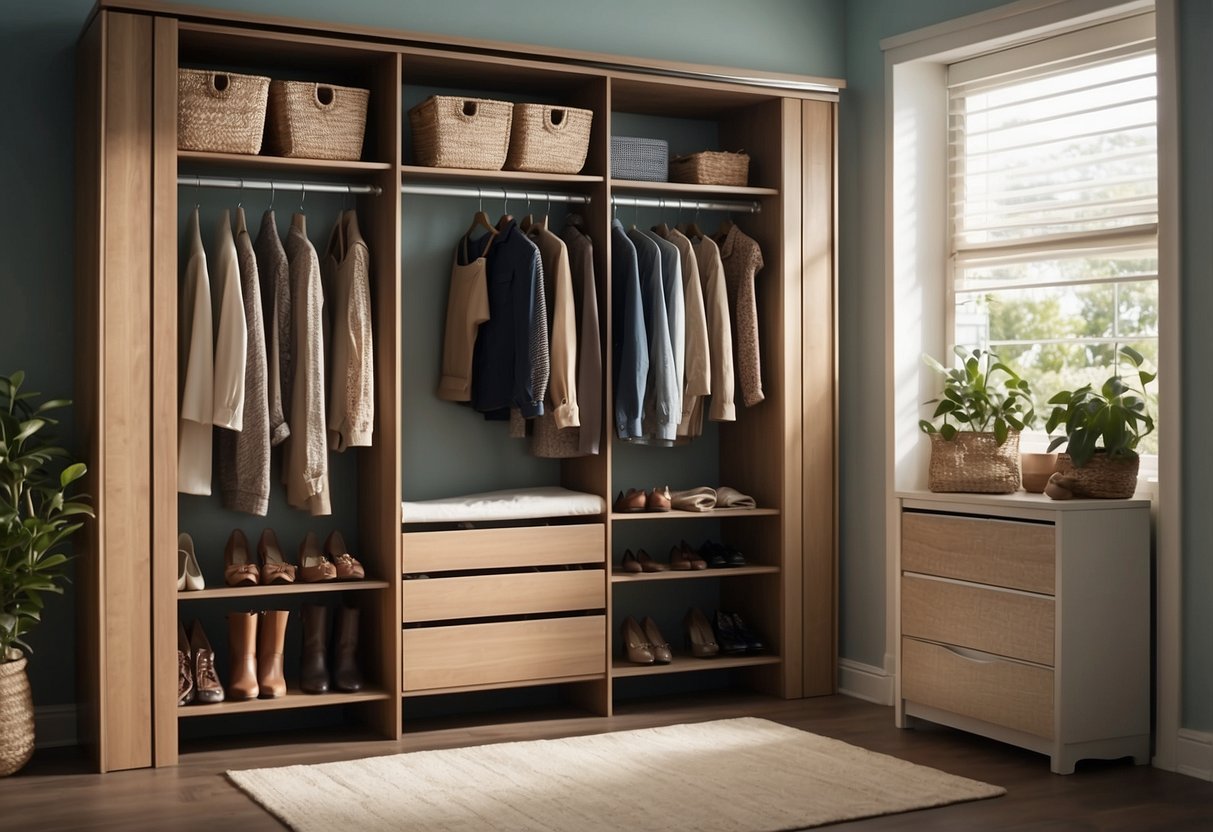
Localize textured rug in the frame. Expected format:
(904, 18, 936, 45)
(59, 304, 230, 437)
(227, 717, 1004, 831)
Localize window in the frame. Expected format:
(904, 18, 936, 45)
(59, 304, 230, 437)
(947, 14, 1158, 457)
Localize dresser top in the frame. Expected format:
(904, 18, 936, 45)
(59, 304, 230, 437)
(897, 490, 1151, 511)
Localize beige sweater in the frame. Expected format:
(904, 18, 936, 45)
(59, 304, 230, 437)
(662, 228, 710, 436)
(528, 225, 579, 429)
(321, 209, 375, 451)
(255, 209, 291, 447)
(692, 235, 737, 426)
(177, 209, 214, 495)
(211, 209, 247, 431)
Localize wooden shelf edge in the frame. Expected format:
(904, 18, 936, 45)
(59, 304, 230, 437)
(608, 179, 779, 197)
(611, 508, 780, 521)
(401, 164, 603, 185)
(611, 654, 780, 678)
(402, 673, 606, 697)
(611, 565, 779, 583)
(177, 580, 392, 600)
(179, 149, 393, 172)
(177, 688, 391, 717)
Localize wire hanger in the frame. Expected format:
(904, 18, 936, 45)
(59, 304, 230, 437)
(496, 187, 513, 230)
(521, 190, 534, 234)
(465, 186, 497, 241)
(685, 201, 704, 240)
(298, 181, 306, 212)
(267, 180, 275, 211)
(654, 198, 670, 238)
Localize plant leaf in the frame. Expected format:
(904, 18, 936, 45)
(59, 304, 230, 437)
(1120, 345, 1144, 366)
(59, 463, 86, 488)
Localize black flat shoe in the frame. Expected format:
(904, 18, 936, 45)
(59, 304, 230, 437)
(700, 540, 728, 569)
(714, 610, 748, 654)
(729, 611, 765, 652)
(721, 543, 746, 567)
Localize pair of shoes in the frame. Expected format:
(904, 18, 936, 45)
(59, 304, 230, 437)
(178, 620, 224, 705)
(618, 548, 667, 573)
(227, 610, 289, 700)
(715, 610, 765, 654)
(669, 540, 707, 571)
(683, 607, 720, 658)
(178, 533, 205, 591)
(620, 616, 672, 664)
(240, 530, 365, 586)
(299, 530, 365, 582)
(301, 604, 363, 694)
(613, 486, 672, 513)
(700, 540, 746, 568)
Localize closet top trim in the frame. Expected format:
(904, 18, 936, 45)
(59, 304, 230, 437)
(92, 0, 845, 96)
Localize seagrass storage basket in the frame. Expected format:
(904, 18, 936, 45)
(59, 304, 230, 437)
(669, 150, 750, 186)
(927, 431, 1021, 493)
(1052, 452, 1139, 499)
(177, 68, 270, 155)
(504, 104, 593, 174)
(610, 136, 668, 181)
(265, 80, 369, 160)
(409, 96, 514, 170)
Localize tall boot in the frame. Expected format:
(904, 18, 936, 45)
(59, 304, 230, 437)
(226, 612, 259, 701)
(333, 605, 363, 692)
(300, 603, 330, 694)
(257, 610, 289, 699)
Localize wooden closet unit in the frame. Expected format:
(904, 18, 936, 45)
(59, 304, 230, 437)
(74, 0, 840, 770)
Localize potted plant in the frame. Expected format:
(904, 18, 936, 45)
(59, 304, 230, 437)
(1043, 346, 1155, 499)
(0, 371, 92, 776)
(919, 347, 1036, 493)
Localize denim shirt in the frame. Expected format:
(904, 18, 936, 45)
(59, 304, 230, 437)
(627, 227, 678, 444)
(611, 219, 647, 439)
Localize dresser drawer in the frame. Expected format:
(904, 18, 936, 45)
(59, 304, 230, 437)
(902, 512, 1054, 594)
(902, 637, 1053, 739)
(403, 615, 605, 692)
(403, 569, 604, 623)
(901, 574, 1054, 666)
(403, 523, 605, 573)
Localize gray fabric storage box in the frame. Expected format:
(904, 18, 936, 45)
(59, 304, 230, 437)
(610, 136, 669, 181)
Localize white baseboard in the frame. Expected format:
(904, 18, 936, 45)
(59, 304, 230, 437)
(1175, 729, 1213, 780)
(34, 704, 78, 749)
(837, 658, 895, 706)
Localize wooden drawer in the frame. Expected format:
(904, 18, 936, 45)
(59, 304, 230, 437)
(403, 569, 604, 623)
(403, 615, 605, 692)
(403, 523, 605, 573)
(902, 574, 1054, 666)
(902, 512, 1054, 594)
(902, 637, 1053, 739)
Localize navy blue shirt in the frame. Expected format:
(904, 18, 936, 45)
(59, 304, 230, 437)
(611, 219, 647, 439)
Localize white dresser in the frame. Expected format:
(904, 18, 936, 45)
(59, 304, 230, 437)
(895, 491, 1151, 774)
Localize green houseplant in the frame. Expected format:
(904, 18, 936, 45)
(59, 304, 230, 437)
(919, 347, 1036, 493)
(1043, 345, 1155, 499)
(0, 371, 92, 776)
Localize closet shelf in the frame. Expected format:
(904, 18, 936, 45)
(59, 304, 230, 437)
(611, 508, 780, 521)
(612, 653, 781, 678)
(611, 565, 780, 583)
(178, 149, 394, 174)
(609, 179, 779, 197)
(401, 165, 603, 186)
(176, 580, 391, 601)
(177, 687, 391, 718)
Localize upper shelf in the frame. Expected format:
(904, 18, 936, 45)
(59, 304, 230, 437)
(179, 150, 394, 175)
(612, 508, 780, 521)
(401, 165, 603, 186)
(609, 179, 778, 197)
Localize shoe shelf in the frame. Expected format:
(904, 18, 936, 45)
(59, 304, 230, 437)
(177, 687, 392, 718)
(179, 149, 394, 174)
(610, 565, 780, 583)
(611, 653, 781, 678)
(176, 580, 392, 601)
(611, 508, 780, 521)
(400, 165, 603, 186)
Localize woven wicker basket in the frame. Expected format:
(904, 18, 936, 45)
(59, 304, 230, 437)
(409, 96, 513, 170)
(928, 431, 1021, 494)
(504, 104, 593, 174)
(1052, 452, 1139, 499)
(669, 150, 750, 186)
(610, 136, 668, 181)
(0, 651, 34, 777)
(177, 68, 269, 155)
(265, 80, 369, 161)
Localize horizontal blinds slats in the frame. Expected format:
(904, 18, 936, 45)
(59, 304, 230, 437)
(949, 71, 1156, 117)
(950, 95, 1155, 141)
(949, 148, 1156, 180)
(953, 224, 1158, 268)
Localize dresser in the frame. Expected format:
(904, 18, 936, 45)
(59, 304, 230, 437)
(895, 491, 1150, 775)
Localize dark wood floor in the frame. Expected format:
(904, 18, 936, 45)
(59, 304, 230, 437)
(4, 694, 1213, 831)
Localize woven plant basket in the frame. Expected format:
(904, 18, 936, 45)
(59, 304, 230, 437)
(1053, 451, 1140, 499)
(669, 150, 750, 186)
(928, 431, 1021, 493)
(409, 96, 513, 170)
(177, 68, 270, 155)
(504, 104, 593, 174)
(0, 650, 34, 777)
(266, 80, 369, 161)
(610, 136, 668, 181)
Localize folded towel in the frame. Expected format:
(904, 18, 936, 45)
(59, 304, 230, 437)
(670, 486, 716, 512)
(715, 486, 756, 509)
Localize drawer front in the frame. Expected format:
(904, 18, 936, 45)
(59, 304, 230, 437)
(902, 512, 1054, 594)
(403, 615, 605, 692)
(403, 523, 605, 573)
(403, 569, 604, 623)
(902, 574, 1054, 666)
(902, 637, 1053, 739)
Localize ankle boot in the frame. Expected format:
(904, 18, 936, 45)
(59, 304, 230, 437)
(257, 610, 289, 698)
(178, 621, 195, 706)
(333, 605, 363, 692)
(300, 604, 330, 694)
(226, 611, 259, 701)
(187, 620, 224, 704)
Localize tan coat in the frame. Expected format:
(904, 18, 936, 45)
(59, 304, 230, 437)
(692, 234, 736, 426)
(177, 208, 213, 495)
(529, 225, 579, 429)
(660, 228, 710, 436)
(322, 209, 375, 451)
(255, 210, 291, 447)
(211, 209, 247, 431)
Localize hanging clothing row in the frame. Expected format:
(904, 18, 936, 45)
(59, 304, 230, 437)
(612, 216, 764, 447)
(177, 203, 375, 517)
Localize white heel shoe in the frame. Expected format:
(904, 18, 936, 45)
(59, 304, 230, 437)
(178, 532, 205, 591)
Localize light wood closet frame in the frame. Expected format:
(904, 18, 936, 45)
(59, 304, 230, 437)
(74, 0, 841, 771)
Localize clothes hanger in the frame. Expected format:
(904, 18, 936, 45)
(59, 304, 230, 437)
(653, 198, 670, 237)
(496, 188, 513, 230)
(520, 191, 534, 234)
(684, 202, 704, 240)
(538, 191, 550, 232)
(465, 186, 497, 241)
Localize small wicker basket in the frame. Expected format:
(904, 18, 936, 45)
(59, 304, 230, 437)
(265, 80, 369, 161)
(669, 150, 750, 187)
(409, 96, 513, 170)
(1052, 452, 1139, 499)
(610, 136, 668, 181)
(177, 68, 269, 155)
(0, 651, 34, 777)
(504, 104, 593, 174)
(927, 431, 1021, 494)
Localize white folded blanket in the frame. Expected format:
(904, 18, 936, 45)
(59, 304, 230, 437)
(402, 486, 606, 524)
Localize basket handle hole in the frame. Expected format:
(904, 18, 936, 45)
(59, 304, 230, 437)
(316, 85, 335, 106)
(462, 100, 478, 117)
(212, 73, 230, 92)
(550, 108, 565, 126)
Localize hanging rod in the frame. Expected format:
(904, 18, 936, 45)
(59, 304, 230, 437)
(177, 175, 383, 196)
(611, 195, 762, 214)
(400, 183, 591, 205)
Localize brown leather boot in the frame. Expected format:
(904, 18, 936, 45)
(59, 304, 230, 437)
(256, 610, 289, 699)
(226, 612, 259, 701)
(333, 606, 363, 692)
(300, 604, 330, 694)
(177, 621, 195, 706)
(187, 620, 224, 703)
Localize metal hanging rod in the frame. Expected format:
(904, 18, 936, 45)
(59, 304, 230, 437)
(177, 175, 383, 196)
(400, 183, 591, 205)
(611, 195, 762, 214)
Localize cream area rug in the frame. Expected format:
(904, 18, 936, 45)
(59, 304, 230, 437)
(227, 717, 1004, 831)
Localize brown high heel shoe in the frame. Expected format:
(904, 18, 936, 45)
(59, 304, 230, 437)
(680, 540, 707, 570)
(619, 549, 643, 574)
(684, 607, 719, 659)
(324, 530, 365, 581)
(613, 489, 647, 513)
(224, 529, 260, 587)
(645, 485, 672, 512)
(634, 548, 668, 573)
(620, 616, 654, 665)
(257, 529, 296, 585)
(299, 531, 337, 583)
(641, 617, 672, 664)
